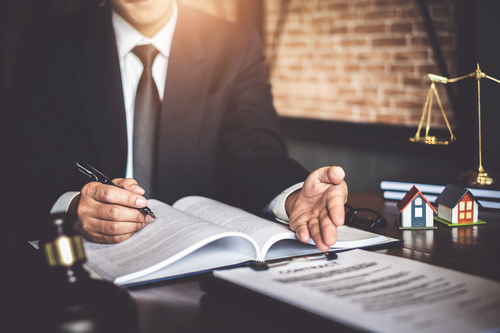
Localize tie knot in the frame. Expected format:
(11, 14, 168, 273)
(132, 44, 160, 68)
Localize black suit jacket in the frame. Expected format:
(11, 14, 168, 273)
(10, 3, 308, 240)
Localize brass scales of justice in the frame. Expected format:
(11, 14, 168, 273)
(410, 64, 499, 185)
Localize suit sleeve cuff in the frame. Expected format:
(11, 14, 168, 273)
(51, 191, 80, 213)
(267, 182, 304, 224)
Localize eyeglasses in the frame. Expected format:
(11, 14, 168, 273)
(344, 204, 388, 231)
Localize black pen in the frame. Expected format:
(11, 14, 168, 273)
(76, 162, 156, 219)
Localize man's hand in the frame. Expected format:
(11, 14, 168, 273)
(286, 166, 348, 252)
(71, 178, 153, 243)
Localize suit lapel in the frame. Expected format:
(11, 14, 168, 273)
(157, 4, 210, 202)
(71, 4, 128, 177)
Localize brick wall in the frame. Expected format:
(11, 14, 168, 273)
(265, 0, 457, 129)
(182, 0, 457, 129)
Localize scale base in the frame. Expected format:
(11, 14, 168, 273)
(458, 168, 498, 186)
(409, 136, 456, 146)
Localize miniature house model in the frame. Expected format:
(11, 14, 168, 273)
(397, 186, 437, 228)
(435, 184, 482, 224)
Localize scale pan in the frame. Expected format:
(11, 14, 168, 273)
(409, 135, 456, 146)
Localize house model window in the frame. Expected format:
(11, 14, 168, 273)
(415, 207, 423, 217)
(459, 200, 473, 219)
(415, 198, 422, 205)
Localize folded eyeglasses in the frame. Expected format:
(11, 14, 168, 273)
(344, 204, 388, 231)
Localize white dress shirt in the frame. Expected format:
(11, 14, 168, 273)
(51, 2, 301, 222)
(113, 2, 178, 179)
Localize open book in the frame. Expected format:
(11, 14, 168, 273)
(83, 196, 398, 286)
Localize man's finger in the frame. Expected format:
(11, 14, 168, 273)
(327, 166, 345, 184)
(114, 178, 145, 195)
(97, 203, 152, 223)
(83, 182, 147, 208)
(327, 182, 348, 226)
(314, 166, 345, 186)
(290, 212, 311, 243)
(319, 207, 337, 246)
(308, 216, 330, 252)
(81, 216, 146, 237)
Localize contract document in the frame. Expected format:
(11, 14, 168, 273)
(213, 249, 500, 333)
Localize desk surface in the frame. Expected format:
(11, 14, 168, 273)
(126, 190, 500, 333)
(6, 190, 500, 332)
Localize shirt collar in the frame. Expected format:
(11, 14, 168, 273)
(112, 1, 178, 60)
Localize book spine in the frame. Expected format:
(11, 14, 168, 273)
(383, 191, 500, 210)
(380, 181, 500, 199)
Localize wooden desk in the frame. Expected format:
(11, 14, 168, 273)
(6, 190, 499, 332)
(126, 190, 500, 333)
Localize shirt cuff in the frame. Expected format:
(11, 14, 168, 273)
(50, 191, 80, 213)
(267, 182, 304, 224)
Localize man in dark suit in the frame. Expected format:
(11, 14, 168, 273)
(11, 0, 347, 252)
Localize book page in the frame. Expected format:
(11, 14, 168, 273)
(121, 241, 254, 286)
(214, 249, 500, 333)
(84, 200, 258, 284)
(173, 196, 298, 260)
(174, 196, 392, 261)
(277, 220, 389, 248)
(331, 225, 388, 248)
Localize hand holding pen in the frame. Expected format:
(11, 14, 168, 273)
(74, 162, 156, 244)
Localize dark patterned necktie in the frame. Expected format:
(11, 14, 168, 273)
(132, 44, 160, 198)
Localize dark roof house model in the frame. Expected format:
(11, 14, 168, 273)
(436, 184, 483, 209)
